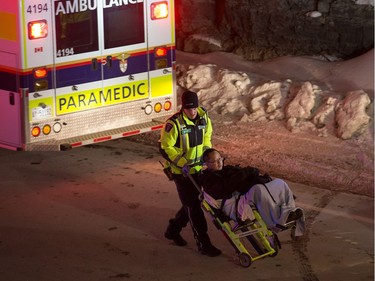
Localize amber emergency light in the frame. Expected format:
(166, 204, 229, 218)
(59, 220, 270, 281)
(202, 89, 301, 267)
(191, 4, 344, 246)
(28, 20, 48, 39)
(42, 125, 51, 135)
(151, 2, 168, 20)
(154, 102, 162, 113)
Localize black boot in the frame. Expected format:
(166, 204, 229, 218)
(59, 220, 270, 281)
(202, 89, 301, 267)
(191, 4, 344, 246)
(164, 220, 187, 247)
(196, 234, 221, 257)
(199, 243, 222, 257)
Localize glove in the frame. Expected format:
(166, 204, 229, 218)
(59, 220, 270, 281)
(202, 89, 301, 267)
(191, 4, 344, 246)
(182, 164, 191, 175)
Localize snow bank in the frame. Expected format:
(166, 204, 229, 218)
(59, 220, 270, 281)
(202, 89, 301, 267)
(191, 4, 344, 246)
(336, 90, 372, 139)
(176, 63, 373, 140)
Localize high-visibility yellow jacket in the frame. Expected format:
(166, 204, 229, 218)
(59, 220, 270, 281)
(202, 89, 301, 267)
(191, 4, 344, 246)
(159, 107, 212, 174)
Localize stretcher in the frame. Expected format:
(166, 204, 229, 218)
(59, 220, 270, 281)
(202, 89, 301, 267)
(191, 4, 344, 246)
(185, 172, 298, 268)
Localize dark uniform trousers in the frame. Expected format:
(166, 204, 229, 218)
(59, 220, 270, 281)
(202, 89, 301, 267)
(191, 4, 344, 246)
(167, 173, 211, 247)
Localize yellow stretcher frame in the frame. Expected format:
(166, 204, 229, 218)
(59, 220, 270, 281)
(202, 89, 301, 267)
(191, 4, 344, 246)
(201, 199, 279, 267)
(185, 172, 282, 268)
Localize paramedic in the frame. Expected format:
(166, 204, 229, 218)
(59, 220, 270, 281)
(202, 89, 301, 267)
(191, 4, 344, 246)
(159, 91, 222, 257)
(200, 148, 305, 236)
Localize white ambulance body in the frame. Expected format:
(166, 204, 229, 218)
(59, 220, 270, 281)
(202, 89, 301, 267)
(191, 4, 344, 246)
(0, 0, 176, 151)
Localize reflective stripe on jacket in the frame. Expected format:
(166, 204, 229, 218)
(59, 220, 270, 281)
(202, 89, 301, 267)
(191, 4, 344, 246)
(159, 107, 212, 174)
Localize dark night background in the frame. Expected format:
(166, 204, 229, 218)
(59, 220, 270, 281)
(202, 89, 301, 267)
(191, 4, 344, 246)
(174, 0, 374, 61)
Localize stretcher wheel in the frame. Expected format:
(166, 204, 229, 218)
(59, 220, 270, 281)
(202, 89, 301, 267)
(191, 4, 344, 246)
(269, 242, 279, 257)
(238, 253, 252, 268)
(269, 234, 280, 257)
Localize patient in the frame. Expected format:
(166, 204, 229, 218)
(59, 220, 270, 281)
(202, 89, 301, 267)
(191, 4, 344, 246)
(199, 148, 305, 236)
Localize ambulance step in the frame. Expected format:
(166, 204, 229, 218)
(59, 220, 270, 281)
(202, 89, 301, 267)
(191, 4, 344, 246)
(26, 119, 165, 151)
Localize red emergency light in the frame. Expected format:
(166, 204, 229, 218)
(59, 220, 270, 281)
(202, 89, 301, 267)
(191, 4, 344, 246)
(28, 20, 48, 39)
(164, 101, 172, 111)
(155, 47, 167, 57)
(151, 1, 168, 20)
(34, 67, 48, 78)
(31, 126, 41, 137)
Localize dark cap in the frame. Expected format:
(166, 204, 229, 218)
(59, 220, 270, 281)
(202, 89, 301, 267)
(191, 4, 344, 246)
(181, 91, 199, 109)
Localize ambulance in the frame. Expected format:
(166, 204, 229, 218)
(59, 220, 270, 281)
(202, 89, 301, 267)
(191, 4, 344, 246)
(0, 0, 176, 151)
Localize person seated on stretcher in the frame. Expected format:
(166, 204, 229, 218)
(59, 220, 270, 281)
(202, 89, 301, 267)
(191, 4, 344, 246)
(199, 148, 305, 236)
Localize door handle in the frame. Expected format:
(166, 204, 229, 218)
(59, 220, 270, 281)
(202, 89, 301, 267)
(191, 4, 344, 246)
(92, 58, 98, 70)
(9, 93, 15, 105)
(106, 56, 112, 67)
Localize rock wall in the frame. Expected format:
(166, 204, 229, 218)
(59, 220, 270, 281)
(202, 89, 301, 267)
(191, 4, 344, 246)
(175, 0, 374, 61)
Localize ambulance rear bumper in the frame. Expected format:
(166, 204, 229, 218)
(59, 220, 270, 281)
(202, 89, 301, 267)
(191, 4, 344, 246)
(24, 119, 166, 151)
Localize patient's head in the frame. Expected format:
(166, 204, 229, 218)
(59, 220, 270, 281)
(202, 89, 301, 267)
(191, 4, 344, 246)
(203, 148, 224, 171)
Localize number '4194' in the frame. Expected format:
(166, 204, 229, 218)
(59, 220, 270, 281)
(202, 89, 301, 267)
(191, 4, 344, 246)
(27, 4, 48, 14)
(56, 48, 75, 57)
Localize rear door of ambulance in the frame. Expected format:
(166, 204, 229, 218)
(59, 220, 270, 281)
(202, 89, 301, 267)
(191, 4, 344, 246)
(53, 0, 152, 139)
(51, 0, 175, 146)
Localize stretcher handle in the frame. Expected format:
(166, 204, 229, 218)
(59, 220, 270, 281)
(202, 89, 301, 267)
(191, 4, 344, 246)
(183, 168, 203, 195)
